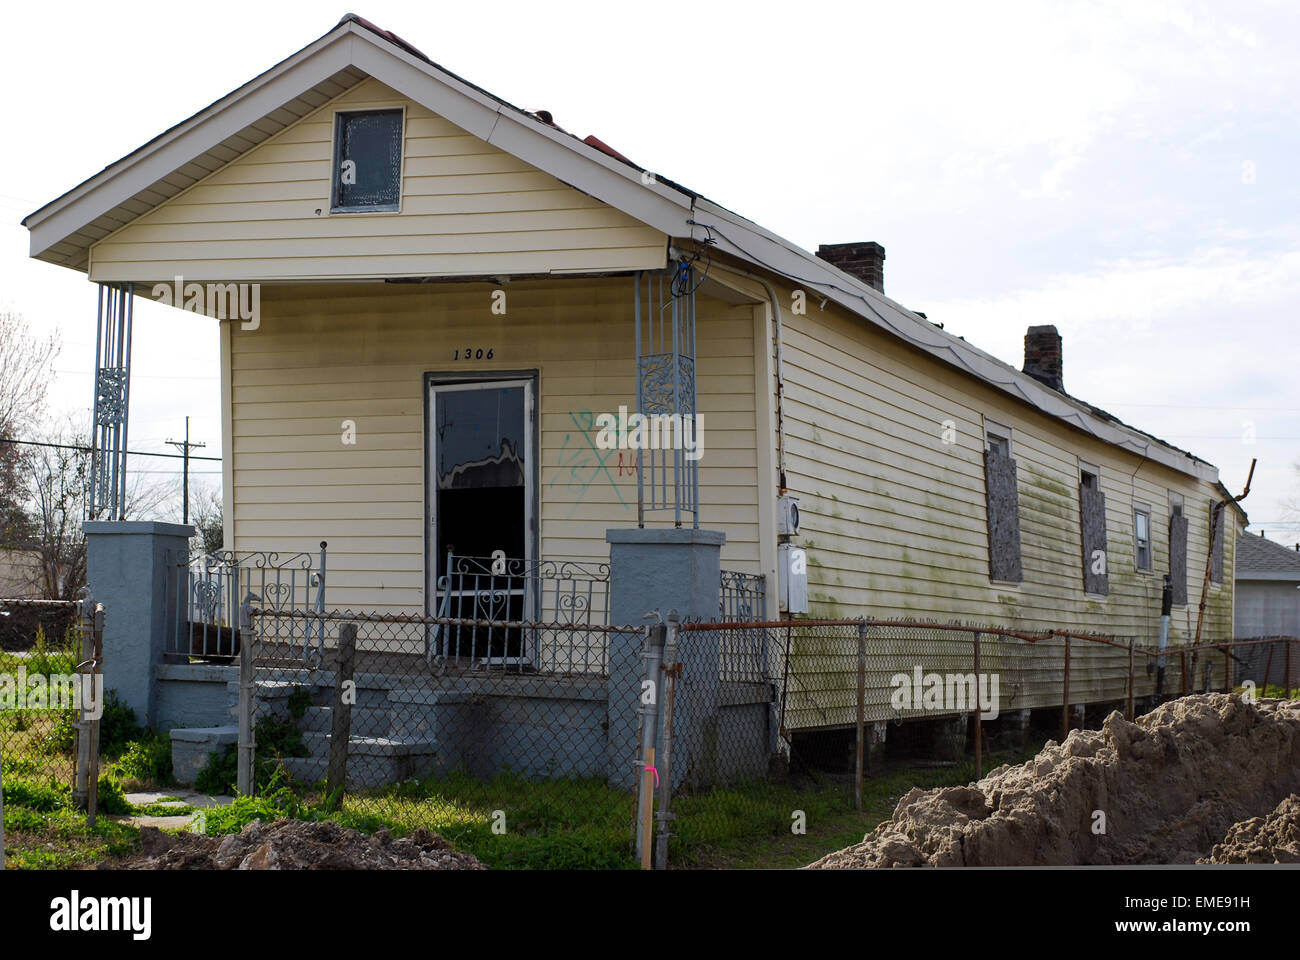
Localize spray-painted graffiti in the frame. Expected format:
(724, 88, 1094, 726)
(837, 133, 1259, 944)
(549, 409, 635, 514)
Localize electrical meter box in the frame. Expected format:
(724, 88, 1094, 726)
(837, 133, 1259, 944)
(777, 495, 800, 538)
(778, 542, 809, 614)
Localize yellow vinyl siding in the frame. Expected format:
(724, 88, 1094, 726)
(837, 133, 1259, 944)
(774, 274, 1238, 641)
(89, 78, 666, 282)
(227, 278, 758, 613)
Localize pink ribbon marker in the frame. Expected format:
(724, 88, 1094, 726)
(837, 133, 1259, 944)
(645, 764, 659, 787)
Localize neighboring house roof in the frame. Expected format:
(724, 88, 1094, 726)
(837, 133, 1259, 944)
(1236, 533, 1300, 582)
(23, 13, 1234, 492)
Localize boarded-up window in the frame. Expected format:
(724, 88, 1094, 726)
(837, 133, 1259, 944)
(984, 449, 1023, 582)
(1080, 484, 1109, 594)
(1210, 502, 1225, 584)
(1169, 506, 1188, 604)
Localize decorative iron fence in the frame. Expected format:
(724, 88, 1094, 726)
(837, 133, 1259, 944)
(430, 552, 611, 673)
(166, 543, 327, 663)
(720, 570, 766, 622)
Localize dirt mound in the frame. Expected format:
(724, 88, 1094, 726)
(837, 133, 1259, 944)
(809, 694, 1300, 867)
(1200, 794, 1300, 864)
(115, 819, 486, 870)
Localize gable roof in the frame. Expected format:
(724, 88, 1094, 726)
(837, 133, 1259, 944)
(1236, 533, 1300, 581)
(23, 14, 1233, 490)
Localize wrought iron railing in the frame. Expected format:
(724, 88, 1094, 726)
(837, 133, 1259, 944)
(718, 570, 769, 682)
(427, 551, 611, 673)
(167, 542, 327, 663)
(720, 570, 766, 622)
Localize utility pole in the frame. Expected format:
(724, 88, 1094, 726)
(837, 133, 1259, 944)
(166, 416, 207, 524)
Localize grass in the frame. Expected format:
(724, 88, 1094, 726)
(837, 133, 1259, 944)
(1, 749, 1045, 869)
(176, 743, 1043, 870)
(1239, 683, 1297, 700)
(1, 774, 141, 869)
(681, 749, 1037, 869)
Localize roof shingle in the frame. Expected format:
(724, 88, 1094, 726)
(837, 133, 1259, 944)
(1236, 533, 1300, 579)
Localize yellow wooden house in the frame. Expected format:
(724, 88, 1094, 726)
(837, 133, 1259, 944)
(25, 14, 1243, 659)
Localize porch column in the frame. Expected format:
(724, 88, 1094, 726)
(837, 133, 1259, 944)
(604, 527, 724, 790)
(84, 520, 194, 727)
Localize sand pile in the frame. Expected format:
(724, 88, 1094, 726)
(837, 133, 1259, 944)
(116, 819, 486, 870)
(809, 694, 1300, 867)
(1200, 794, 1300, 864)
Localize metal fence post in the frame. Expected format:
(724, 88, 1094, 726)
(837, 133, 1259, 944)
(855, 619, 866, 810)
(1287, 638, 1293, 700)
(327, 623, 357, 809)
(654, 611, 680, 870)
(1223, 645, 1231, 694)
(74, 593, 95, 815)
(237, 594, 256, 795)
(973, 631, 982, 780)
(635, 619, 666, 870)
(0, 720, 6, 870)
(1180, 647, 1188, 698)
(87, 603, 104, 827)
(1061, 634, 1071, 741)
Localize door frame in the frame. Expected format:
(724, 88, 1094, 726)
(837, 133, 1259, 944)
(423, 369, 540, 620)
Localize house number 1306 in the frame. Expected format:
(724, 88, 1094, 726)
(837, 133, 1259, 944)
(454, 347, 494, 360)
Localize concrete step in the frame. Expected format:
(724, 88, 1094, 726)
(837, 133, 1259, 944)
(280, 736, 439, 790)
(170, 725, 239, 786)
(301, 731, 437, 760)
(298, 705, 389, 738)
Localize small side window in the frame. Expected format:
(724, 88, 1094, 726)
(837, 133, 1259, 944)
(1134, 505, 1153, 572)
(332, 109, 404, 213)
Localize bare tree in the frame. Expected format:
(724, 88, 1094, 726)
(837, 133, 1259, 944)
(24, 414, 180, 600)
(0, 309, 59, 544)
(188, 480, 225, 556)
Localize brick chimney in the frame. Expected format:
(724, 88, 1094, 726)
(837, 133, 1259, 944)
(816, 242, 885, 293)
(1023, 325, 1064, 392)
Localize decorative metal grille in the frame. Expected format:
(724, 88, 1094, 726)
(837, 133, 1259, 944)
(634, 262, 699, 527)
(427, 551, 612, 673)
(167, 543, 328, 663)
(88, 283, 134, 520)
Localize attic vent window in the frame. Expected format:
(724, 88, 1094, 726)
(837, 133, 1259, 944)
(332, 109, 403, 213)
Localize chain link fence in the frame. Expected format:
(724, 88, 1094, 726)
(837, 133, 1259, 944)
(229, 607, 646, 868)
(0, 598, 104, 836)
(656, 619, 1297, 867)
(220, 603, 1295, 869)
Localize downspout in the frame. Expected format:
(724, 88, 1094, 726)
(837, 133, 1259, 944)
(672, 245, 788, 492)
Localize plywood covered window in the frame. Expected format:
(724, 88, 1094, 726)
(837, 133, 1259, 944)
(1079, 463, 1108, 594)
(332, 108, 404, 213)
(983, 421, 1022, 583)
(1168, 494, 1188, 604)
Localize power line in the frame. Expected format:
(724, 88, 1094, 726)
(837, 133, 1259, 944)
(0, 437, 222, 462)
(53, 368, 219, 381)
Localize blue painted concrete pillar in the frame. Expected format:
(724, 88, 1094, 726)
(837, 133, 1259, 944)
(605, 528, 724, 790)
(84, 520, 194, 728)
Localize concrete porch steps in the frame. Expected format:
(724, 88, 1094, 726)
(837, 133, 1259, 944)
(282, 733, 439, 790)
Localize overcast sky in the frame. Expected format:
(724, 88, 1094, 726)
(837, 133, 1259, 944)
(1, 0, 1296, 539)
